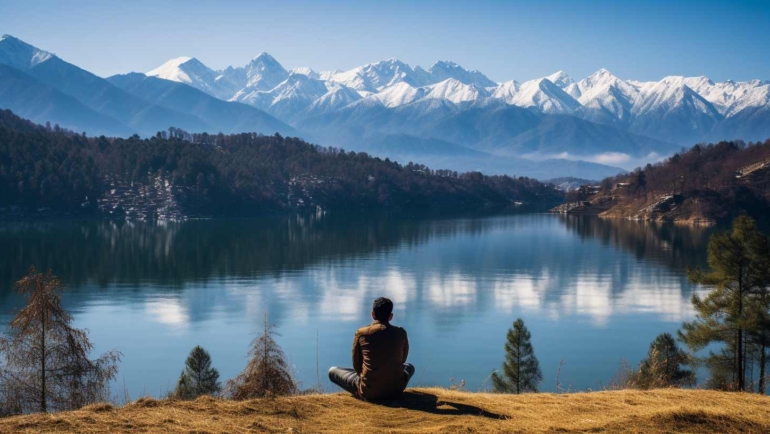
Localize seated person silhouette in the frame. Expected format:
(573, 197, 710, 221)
(328, 297, 415, 400)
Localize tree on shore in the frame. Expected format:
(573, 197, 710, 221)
(679, 216, 770, 391)
(174, 346, 221, 399)
(226, 314, 296, 399)
(633, 333, 695, 389)
(491, 318, 542, 394)
(0, 267, 121, 415)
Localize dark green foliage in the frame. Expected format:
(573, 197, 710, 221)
(0, 109, 563, 216)
(491, 318, 542, 394)
(679, 216, 770, 391)
(174, 346, 221, 399)
(633, 333, 695, 389)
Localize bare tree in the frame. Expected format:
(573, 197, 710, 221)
(226, 314, 296, 399)
(0, 267, 120, 415)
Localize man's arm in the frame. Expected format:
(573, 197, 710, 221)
(352, 331, 363, 374)
(402, 329, 409, 363)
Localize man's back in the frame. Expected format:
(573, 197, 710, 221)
(353, 321, 409, 400)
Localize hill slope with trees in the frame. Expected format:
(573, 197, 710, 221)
(0, 109, 562, 219)
(553, 138, 770, 224)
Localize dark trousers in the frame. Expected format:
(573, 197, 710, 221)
(328, 363, 415, 396)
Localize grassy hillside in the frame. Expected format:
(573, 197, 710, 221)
(1, 388, 769, 433)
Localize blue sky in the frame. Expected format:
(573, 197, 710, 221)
(1, 0, 768, 82)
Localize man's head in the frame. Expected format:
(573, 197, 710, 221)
(371, 297, 394, 323)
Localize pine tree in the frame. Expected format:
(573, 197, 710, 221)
(226, 314, 296, 399)
(679, 216, 770, 391)
(174, 346, 221, 399)
(0, 267, 120, 415)
(633, 333, 695, 389)
(491, 318, 542, 394)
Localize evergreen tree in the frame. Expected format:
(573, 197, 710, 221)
(0, 267, 120, 414)
(679, 216, 770, 391)
(491, 318, 542, 394)
(747, 311, 770, 393)
(633, 333, 695, 389)
(174, 346, 221, 399)
(226, 314, 296, 399)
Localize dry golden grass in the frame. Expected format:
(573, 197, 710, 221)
(1, 388, 769, 433)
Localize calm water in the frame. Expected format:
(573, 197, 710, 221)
(0, 213, 715, 397)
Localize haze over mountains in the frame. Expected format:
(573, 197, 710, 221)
(1, 34, 769, 180)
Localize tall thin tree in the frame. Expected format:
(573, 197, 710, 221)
(491, 318, 542, 394)
(226, 314, 296, 399)
(679, 216, 770, 391)
(0, 267, 120, 414)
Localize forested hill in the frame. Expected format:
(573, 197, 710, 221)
(554, 138, 770, 224)
(0, 110, 562, 219)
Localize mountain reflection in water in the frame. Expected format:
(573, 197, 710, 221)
(0, 213, 714, 395)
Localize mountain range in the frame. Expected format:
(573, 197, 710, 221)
(1, 34, 769, 180)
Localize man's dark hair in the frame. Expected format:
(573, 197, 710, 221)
(372, 297, 394, 322)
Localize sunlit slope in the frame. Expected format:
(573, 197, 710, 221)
(1, 388, 768, 433)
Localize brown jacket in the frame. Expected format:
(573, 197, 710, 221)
(352, 320, 409, 400)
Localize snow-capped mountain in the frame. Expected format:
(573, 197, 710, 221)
(0, 34, 53, 71)
(545, 71, 575, 89)
(491, 80, 521, 104)
(3, 33, 770, 179)
(576, 69, 639, 123)
(146, 56, 239, 100)
(327, 58, 426, 93)
(510, 78, 581, 114)
(629, 77, 724, 143)
(139, 49, 770, 146)
(231, 72, 365, 121)
(682, 77, 770, 117)
(427, 61, 497, 88)
(303, 82, 362, 115)
(372, 82, 427, 107)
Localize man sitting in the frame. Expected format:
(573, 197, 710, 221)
(328, 297, 415, 400)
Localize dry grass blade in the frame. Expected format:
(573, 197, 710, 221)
(0, 388, 768, 433)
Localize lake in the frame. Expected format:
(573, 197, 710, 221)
(0, 213, 715, 398)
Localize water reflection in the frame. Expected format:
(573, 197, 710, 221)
(0, 213, 713, 394)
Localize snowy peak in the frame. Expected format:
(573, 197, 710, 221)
(674, 76, 770, 116)
(491, 80, 521, 104)
(373, 82, 426, 107)
(579, 69, 631, 96)
(425, 78, 489, 104)
(146, 57, 197, 82)
(145, 56, 239, 100)
(576, 69, 639, 119)
(242, 52, 289, 91)
(370, 78, 489, 107)
(632, 78, 721, 119)
(329, 58, 425, 93)
(0, 34, 54, 71)
(307, 82, 362, 113)
(512, 78, 581, 114)
(428, 60, 497, 88)
(545, 71, 575, 89)
(232, 72, 336, 118)
(290, 67, 318, 79)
